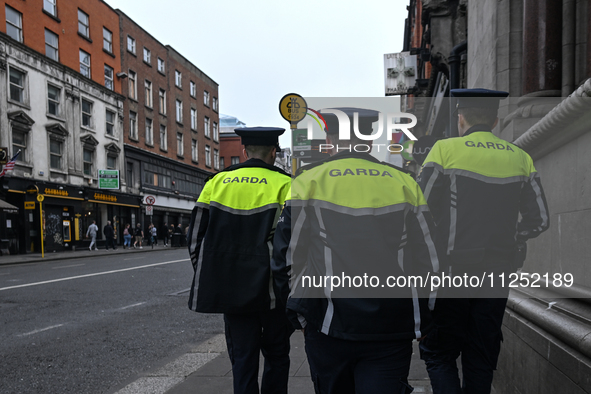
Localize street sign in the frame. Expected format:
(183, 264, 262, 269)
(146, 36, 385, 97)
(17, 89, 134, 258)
(146, 205, 153, 216)
(98, 169, 120, 189)
(279, 93, 307, 129)
(24, 201, 35, 209)
(0, 147, 7, 165)
(37, 195, 45, 202)
(145, 195, 156, 205)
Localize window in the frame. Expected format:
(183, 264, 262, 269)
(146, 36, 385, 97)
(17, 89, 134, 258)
(128, 70, 137, 100)
(204, 117, 210, 138)
(158, 58, 165, 73)
(213, 122, 218, 141)
(144, 80, 152, 107)
(47, 85, 60, 116)
(191, 139, 198, 162)
(231, 156, 240, 165)
(78, 9, 89, 38)
(126, 162, 134, 186)
(127, 35, 136, 54)
(205, 145, 211, 167)
(214, 149, 219, 170)
(145, 118, 153, 145)
(103, 28, 113, 53)
(143, 47, 151, 64)
(175, 70, 182, 87)
(159, 89, 166, 114)
(81, 99, 92, 128)
(129, 111, 138, 139)
(105, 110, 115, 135)
(12, 130, 27, 162)
(220, 157, 225, 169)
(6, 6, 22, 43)
(190, 81, 196, 97)
(9, 68, 25, 103)
(43, 0, 57, 16)
(160, 124, 167, 150)
(107, 155, 116, 170)
(49, 139, 63, 170)
(204, 91, 210, 106)
(45, 29, 59, 61)
(213, 97, 218, 111)
(191, 108, 197, 130)
(79, 50, 91, 78)
(83, 149, 93, 176)
(176, 100, 183, 123)
(177, 132, 184, 156)
(104, 65, 114, 90)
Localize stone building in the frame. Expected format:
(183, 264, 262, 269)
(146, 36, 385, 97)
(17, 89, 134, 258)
(402, 1, 591, 392)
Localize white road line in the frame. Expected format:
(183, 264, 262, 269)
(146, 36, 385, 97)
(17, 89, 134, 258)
(0, 259, 189, 292)
(19, 324, 64, 337)
(52, 264, 85, 269)
(0, 272, 10, 276)
(119, 302, 146, 310)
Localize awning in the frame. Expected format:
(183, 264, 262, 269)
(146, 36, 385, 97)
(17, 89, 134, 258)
(0, 199, 19, 213)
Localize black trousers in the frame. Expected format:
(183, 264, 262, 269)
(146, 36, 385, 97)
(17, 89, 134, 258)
(224, 308, 293, 394)
(419, 295, 509, 394)
(304, 328, 414, 394)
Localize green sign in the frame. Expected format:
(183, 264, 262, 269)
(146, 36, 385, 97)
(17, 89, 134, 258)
(401, 140, 415, 162)
(292, 129, 312, 159)
(98, 169, 120, 189)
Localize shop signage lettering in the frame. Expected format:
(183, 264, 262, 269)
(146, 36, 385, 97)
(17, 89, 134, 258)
(44, 188, 69, 197)
(94, 193, 117, 202)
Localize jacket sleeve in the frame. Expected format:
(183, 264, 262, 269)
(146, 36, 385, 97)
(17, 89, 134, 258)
(187, 181, 213, 271)
(517, 167, 550, 240)
(271, 202, 292, 310)
(417, 142, 447, 221)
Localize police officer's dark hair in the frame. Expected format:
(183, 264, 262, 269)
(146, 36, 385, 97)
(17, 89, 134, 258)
(458, 107, 498, 128)
(244, 145, 276, 159)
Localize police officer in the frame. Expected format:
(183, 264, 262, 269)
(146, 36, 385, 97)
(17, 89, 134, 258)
(187, 127, 293, 394)
(272, 108, 440, 394)
(417, 89, 550, 394)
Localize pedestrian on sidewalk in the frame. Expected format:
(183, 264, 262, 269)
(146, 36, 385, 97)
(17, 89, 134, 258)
(103, 221, 117, 250)
(150, 223, 158, 248)
(272, 108, 440, 394)
(161, 222, 169, 247)
(123, 224, 132, 249)
(416, 89, 549, 394)
(133, 223, 143, 249)
(188, 127, 293, 394)
(86, 220, 98, 251)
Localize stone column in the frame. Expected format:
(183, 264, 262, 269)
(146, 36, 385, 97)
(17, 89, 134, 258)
(522, 0, 563, 96)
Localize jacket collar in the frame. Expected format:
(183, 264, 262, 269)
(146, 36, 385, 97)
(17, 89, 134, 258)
(462, 124, 492, 137)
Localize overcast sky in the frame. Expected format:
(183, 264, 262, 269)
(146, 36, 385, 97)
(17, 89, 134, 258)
(104, 0, 409, 147)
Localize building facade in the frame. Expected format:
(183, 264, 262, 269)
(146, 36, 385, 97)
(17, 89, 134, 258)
(0, 10, 132, 253)
(401, 1, 591, 392)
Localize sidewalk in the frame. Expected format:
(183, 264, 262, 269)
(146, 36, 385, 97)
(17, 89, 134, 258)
(165, 331, 434, 394)
(0, 242, 181, 266)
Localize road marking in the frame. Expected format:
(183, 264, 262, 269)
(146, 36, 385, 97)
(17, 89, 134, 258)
(119, 302, 146, 310)
(0, 272, 10, 276)
(0, 259, 189, 292)
(19, 324, 64, 337)
(52, 264, 85, 269)
(124, 257, 144, 260)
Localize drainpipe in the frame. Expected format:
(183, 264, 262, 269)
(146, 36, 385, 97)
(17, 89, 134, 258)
(448, 41, 467, 89)
(562, 0, 576, 97)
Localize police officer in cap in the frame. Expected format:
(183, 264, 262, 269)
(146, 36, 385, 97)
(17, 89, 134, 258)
(187, 127, 293, 394)
(417, 89, 550, 394)
(272, 108, 439, 394)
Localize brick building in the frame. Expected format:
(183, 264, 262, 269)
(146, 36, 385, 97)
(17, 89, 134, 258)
(117, 10, 219, 233)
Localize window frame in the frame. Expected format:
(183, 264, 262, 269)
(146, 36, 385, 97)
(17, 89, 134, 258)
(176, 100, 183, 123)
(128, 70, 137, 100)
(104, 64, 114, 91)
(106, 155, 117, 170)
(45, 29, 59, 61)
(205, 145, 211, 167)
(213, 122, 219, 142)
(127, 35, 136, 54)
(159, 124, 167, 151)
(190, 81, 196, 97)
(103, 27, 113, 53)
(6, 5, 23, 43)
(144, 80, 152, 107)
(12, 129, 27, 163)
(159, 88, 166, 115)
(175, 70, 182, 88)
(203, 90, 210, 106)
(204, 116, 210, 138)
(81, 98, 93, 129)
(143, 47, 151, 64)
(214, 149, 219, 170)
(9, 67, 26, 104)
(78, 9, 90, 38)
(177, 132, 184, 156)
(79, 49, 91, 79)
(191, 108, 197, 130)
(145, 117, 153, 146)
(129, 111, 138, 140)
(47, 84, 60, 117)
(213, 97, 218, 111)
(83, 148, 94, 177)
(49, 138, 63, 171)
(157, 57, 165, 73)
(105, 109, 115, 135)
(43, 0, 57, 17)
(191, 139, 198, 162)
